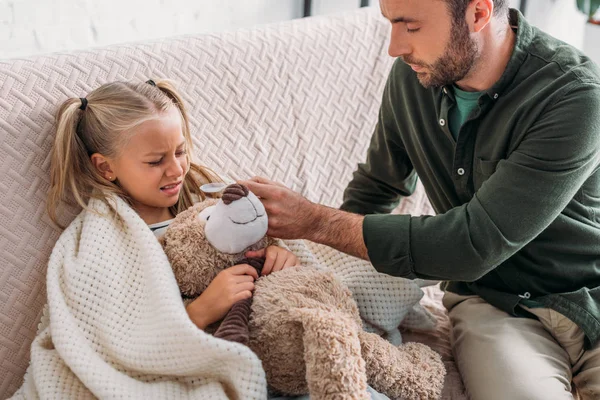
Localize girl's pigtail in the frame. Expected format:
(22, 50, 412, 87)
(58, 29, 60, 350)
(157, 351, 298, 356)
(47, 98, 91, 227)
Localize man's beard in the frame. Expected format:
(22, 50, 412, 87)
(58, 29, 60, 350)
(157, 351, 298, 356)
(404, 19, 478, 88)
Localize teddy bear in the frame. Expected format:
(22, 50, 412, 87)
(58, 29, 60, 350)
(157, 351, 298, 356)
(160, 183, 446, 400)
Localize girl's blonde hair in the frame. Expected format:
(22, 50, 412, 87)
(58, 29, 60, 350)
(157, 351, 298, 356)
(47, 79, 221, 228)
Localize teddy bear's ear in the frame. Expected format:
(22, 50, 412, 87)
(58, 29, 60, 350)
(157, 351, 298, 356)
(158, 235, 167, 248)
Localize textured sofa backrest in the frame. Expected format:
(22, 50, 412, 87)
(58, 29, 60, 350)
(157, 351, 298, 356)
(0, 8, 393, 397)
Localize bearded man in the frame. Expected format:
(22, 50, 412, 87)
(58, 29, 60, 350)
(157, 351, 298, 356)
(242, 1, 600, 398)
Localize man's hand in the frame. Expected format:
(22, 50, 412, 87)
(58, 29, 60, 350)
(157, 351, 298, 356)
(240, 176, 370, 261)
(239, 176, 319, 240)
(245, 245, 299, 275)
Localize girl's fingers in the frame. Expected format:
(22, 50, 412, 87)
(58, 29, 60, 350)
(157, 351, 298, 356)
(272, 254, 287, 272)
(245, 248, 266, 258)
(283, 256, 298, 269)
(236, 281, 255, 293)
(229, 264, 259, 280)
(233, 274, 256, 284)
(261, 251, 278, 276)
(234, 290, 253, 302)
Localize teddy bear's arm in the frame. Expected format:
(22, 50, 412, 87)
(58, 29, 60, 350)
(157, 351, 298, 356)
(213, 297, 253, 345)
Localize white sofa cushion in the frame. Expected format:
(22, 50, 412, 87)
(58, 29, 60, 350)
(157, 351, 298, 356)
(0, 8, 400, 397)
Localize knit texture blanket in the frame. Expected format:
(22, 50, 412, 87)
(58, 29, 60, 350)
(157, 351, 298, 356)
(12, 195, 436, 399)
(12, 196, 267, 399)
(283, 241, 436, 345)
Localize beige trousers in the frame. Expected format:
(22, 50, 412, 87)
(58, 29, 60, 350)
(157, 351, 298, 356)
(443, 292, 600, 400)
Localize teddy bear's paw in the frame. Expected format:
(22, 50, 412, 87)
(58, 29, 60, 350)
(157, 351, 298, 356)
(360, 331, 445, 400)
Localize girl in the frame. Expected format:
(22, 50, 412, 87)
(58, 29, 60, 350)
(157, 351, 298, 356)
(47, 78, 298, 331)
(23, 78, 390, 400)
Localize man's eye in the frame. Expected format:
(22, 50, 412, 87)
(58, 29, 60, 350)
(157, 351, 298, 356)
(407, 27, 420, 33)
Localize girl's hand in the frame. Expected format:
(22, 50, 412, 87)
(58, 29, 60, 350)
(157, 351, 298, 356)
(186, 264, 258, 329)
(245, 246, 299, 276)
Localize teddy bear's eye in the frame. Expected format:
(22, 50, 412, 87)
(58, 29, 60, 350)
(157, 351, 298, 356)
(197, 205, 216, 222)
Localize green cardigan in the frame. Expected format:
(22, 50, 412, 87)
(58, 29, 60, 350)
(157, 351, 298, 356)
(341, 10, 600, 348)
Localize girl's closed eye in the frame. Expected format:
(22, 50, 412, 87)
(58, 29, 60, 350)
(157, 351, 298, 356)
(147, 150, 186, 166)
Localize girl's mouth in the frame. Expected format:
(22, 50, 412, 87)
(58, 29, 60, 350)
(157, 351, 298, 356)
(160, 181, 182, 196)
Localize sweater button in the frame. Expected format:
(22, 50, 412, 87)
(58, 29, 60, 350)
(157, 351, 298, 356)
(457, 168, 465, 176)
(439, 118, 446, 126)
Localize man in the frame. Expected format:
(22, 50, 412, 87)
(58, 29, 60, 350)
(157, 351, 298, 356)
(241, 0, 600, 398)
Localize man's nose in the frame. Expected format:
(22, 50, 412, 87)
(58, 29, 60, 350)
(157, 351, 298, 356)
(388, 26, 411, 57)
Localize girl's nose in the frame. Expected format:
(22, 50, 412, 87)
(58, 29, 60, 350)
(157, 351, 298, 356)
(166, 157, 184, 177)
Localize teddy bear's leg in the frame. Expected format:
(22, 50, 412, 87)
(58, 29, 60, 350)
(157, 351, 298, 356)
(359, 331, 445, 400)
(292, 308, 370, 400)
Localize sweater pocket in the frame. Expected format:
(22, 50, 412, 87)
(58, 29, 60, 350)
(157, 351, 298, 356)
(474, 158, 501, 191)
(477, 158, 500, 176)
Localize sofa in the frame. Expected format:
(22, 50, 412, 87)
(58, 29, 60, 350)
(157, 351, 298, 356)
(0, 8, 466, 399)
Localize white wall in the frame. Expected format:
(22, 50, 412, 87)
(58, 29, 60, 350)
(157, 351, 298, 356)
(524, 0, 588, 48)
(1, 0, 598, 64)
(584, 23, 600, 64)
(0, 0, 370, 59)
(0, 0, 295, 59)
(524, 0, 599, 64)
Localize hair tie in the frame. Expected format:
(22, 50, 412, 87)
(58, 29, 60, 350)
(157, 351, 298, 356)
(79, 98, 88, 111)
(146, 79, 156, 87)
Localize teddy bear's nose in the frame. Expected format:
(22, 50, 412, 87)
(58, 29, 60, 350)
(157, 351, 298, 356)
(222, 184, 249, 205)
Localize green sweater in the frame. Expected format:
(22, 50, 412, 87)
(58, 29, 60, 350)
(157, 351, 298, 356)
(341, 9, 600, 348)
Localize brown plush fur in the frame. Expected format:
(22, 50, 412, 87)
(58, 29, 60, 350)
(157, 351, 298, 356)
(249, 267, 369, 398)
(162, 198, 446, 400)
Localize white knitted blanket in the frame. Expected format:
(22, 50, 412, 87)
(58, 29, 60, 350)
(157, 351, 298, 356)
(12, 195, 435, 399)
(11, 196, 267, 400)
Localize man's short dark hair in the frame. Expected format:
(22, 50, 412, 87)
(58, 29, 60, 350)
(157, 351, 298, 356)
(445, 0, 509, 22)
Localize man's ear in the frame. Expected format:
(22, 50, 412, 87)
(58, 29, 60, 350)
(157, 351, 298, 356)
(90, 153, 116, 181)
(467, 0, 493, 33)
